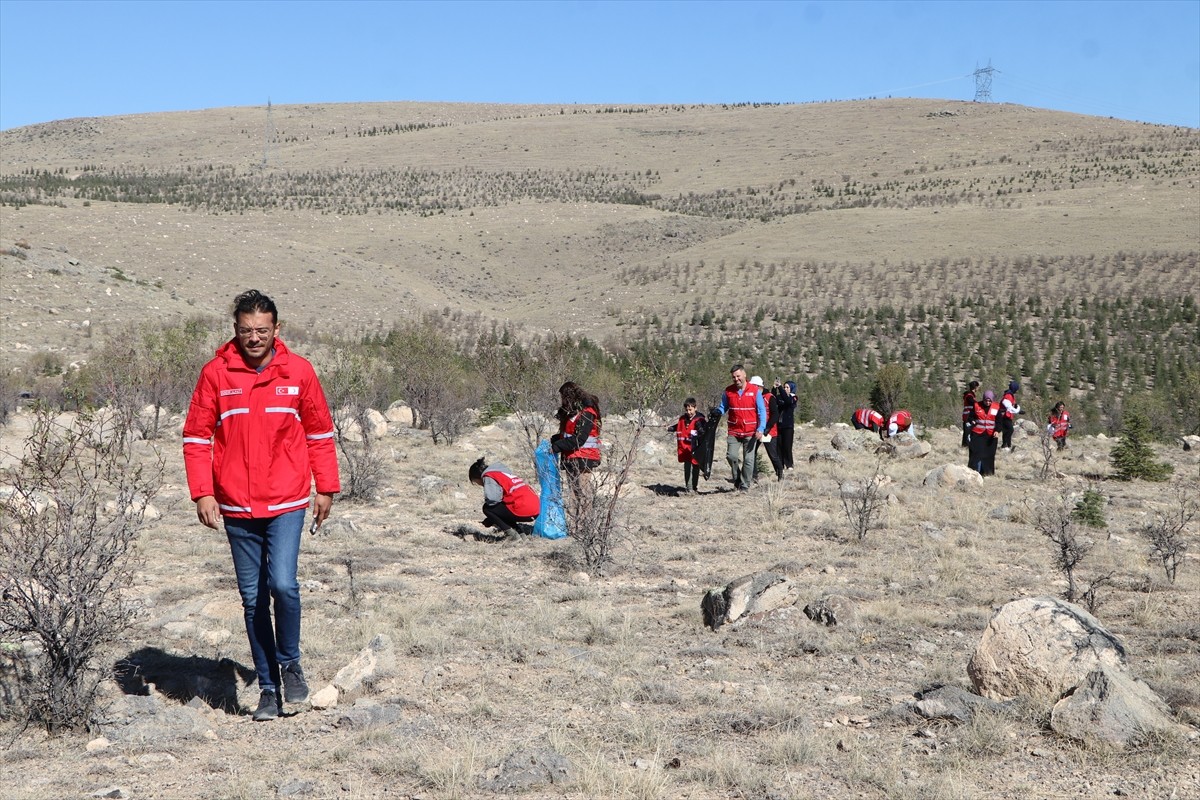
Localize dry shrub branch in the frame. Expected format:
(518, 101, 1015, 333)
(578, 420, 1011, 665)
(0, 405, 162, 732)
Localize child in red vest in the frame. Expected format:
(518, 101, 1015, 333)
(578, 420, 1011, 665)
(668, 398, 707, 493)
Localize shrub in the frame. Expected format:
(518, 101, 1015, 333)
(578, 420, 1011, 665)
(0, 405, 162, 731)
(1072, 487, 1107, 528)
(869, 365, 907, 420)
(1143, 488, 1196, 583)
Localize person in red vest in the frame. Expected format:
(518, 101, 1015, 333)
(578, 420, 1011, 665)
(999, 380, 1022, 450)
(962, 380, 980, 448)
(851, 407, 885, 437)
(968, 390, 1002, 475)
(183, 289, 340, 722)
(469, 457, 541, 534)
(712, 364, 766, 491)
(750, 376, 784, 480)
(1047, 401, 1072, 450)
(886, 409, 915, 439)
(667, 398, 707, 493)
(551, 381, 603, 498)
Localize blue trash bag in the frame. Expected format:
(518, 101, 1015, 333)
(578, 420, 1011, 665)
(532, 440, 568, 540)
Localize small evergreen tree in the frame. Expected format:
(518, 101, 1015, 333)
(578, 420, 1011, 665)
(869, 364, 908, 419)
(1110, 409, 1173, 481)
(1072, 487, 1107, 528)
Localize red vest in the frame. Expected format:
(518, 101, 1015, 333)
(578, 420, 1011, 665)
(724, 384, 761, 438)
(1002, 391, 1017, 419)
(962, 391, 976, 422)
(675, 413, 704, 463)
(972, 402, 1001, 435)
(888, 410, 912, 432)
(764, 393, 779, 437)
(485, 468, 540, 518)
(853, 408, 884, 430)
(564, 406, 601, 461)
(1049, 410, 1071, 439)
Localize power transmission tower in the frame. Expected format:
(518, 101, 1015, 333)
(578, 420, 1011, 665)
(262, 99, 276, 168)
(973, 61, 997, 103)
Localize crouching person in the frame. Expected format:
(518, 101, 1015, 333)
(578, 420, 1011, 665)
(469, 457, 540, 534)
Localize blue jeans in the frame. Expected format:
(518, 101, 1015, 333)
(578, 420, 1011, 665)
(225, 508, 305, 692)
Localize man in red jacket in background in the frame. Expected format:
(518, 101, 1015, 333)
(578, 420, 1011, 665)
(183, 290, 340, 722)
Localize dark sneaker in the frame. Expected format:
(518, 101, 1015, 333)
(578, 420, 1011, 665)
(252, 689, 280, 721)
(281, 661, 309, 704)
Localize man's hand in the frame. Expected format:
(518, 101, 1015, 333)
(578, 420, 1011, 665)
(754, 431, 763, 441)
(311, 492, 335, 532)
(196, 496, 221, 529)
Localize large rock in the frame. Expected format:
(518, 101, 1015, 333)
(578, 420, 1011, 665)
(888, 438, 932, 459)
(831, 430, 871, 451)
(702, 572, 798, 631)
(1050, 665, 1188, 748)
(384, 402, 414, 426)
(968, 597, 1127, 702)
(803, 594, 858, 627)
(923, 463, 984, 488)
(913, 685, 1008, 723)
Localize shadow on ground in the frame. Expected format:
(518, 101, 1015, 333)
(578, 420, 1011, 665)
(115, 647, 255, 714)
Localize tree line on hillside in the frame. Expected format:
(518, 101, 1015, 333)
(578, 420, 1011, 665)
(3, 306, 1196, 447)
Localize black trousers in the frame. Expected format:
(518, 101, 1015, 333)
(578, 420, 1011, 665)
(777, 425, 795, 469)
(761, 438, 783, 480)
(961, 422, 971, 448)
(968, 434, 997, 475)
(999, 416, 1014, 449)
(482, 503, 534, 532)
(683, 462, 700, 490)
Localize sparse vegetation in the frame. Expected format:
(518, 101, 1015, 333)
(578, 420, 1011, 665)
(1111, 408, 1174, 481)
(1143, 487, 1196, 583)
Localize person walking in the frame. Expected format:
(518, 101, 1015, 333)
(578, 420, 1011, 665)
(773, 380, 798, 470)
(961, 380, 979, 448)
(667, 398, 707, 493)
(968, 390, 1002, 475)
(1000, 381, 1022, 450)
(712, 364, 765, 491)
(469, 457, 540, 533)
(851, 407, 885, 437)
(183, 289, 340, 722)
(1047, 401, 1072, 450)
(752, 377, 784, 480)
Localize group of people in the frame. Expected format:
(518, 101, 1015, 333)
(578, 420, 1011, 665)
(185, 291, 1082, 726)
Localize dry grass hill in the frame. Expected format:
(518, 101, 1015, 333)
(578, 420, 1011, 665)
(0, 100, 1198, 800)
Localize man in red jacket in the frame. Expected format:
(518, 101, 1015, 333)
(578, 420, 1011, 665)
(183, 290, 340, 722)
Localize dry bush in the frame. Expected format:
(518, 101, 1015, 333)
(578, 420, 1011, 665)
(839, 459, 888, 542)
(0, 405, 162, 731)
(321, 347, 392, 501)
(1142, 485, 1197, 583)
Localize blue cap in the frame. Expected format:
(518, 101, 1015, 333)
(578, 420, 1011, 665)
(1008, 381, 1020, 393)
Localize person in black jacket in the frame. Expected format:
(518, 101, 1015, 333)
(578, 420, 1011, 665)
(773, 379, 798, 470)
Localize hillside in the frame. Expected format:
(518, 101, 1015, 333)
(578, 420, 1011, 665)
(2, 100, 1197, 353)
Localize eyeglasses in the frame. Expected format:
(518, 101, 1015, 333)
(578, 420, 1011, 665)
(236, 327, 274, 338)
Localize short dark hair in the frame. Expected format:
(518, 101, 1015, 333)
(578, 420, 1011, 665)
(469, 456, 487, 483)
(730, 364, 744, 374)
(684, 397, 697, 407)
(232, 290, 278, 323)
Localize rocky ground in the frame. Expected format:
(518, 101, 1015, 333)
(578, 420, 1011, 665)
(1, 407, 1198, 800)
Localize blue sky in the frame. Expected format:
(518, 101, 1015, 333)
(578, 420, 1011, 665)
(1, 0, 1197, 131)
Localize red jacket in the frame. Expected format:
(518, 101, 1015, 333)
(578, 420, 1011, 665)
(962, 391, 976, 422)
(972, 402, 1001, 436)
(183, 338, 340, 518)
(484, 468, 541, 518)
(1001, 391, 1017, 419)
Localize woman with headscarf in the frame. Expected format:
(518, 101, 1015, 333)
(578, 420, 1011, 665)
(968, 390, 1002, 475)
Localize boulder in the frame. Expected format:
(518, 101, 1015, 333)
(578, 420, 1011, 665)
(1180, 435, 1200, 452)
(968, 597, 1126, 702)
(702, 572, 798, 631)
(831, 430, 869, 451)
(384, 402, 414, 426)
(1018, 419, 1041, 436)
(803, 594, 858, 627)
(887, 438, 932, 459)
(913, 685, 1008, 723)
(922, 463, 984, 488)
(478, 746, 573, 793)
(790, 508, 832, 526)
(1050, 665, 1188, 748)
(808, 449, 845, 464)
